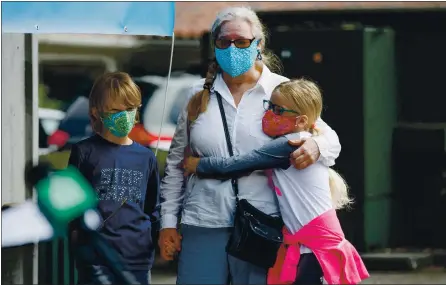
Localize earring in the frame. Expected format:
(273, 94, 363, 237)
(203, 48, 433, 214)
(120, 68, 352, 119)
(257, 50, 262, 60)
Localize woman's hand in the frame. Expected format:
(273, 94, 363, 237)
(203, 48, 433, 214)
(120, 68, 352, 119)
(183, 156, 200, 176)
(288, 137, 320, 169)
(158, 228, 182, 261)
(161, 240, 179, 260)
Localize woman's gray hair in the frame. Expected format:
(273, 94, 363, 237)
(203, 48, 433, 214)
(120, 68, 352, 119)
(187, 6, 282, 123)
(211, 6, 266, 50)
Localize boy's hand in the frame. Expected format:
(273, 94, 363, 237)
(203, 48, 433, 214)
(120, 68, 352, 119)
(158, 228, 182, 261)
(162, 240, 178, 258)
(183, 156, 200, 176)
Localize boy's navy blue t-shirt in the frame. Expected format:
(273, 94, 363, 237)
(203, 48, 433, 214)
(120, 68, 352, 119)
(68, 134, 160, 270)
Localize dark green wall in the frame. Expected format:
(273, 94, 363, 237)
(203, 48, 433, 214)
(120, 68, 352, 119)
(363, 28, 397, 248)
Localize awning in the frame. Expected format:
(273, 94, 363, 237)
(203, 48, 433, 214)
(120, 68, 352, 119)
(1, 2, 175, 36)
(174, 1, 445, 38)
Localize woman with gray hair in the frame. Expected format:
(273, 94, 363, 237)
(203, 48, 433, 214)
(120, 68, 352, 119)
(158, 6, 341, 285)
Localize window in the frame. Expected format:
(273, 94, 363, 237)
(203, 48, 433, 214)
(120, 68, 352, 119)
(169, 87, 190, 124)
(135, 80, 159, 124)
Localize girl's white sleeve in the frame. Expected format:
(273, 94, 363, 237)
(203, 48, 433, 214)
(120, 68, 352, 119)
(313, 117, 341, 167)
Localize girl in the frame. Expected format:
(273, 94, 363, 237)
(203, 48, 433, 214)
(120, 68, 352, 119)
(182, 79, 369, 285)
(68, 72, 159, 285)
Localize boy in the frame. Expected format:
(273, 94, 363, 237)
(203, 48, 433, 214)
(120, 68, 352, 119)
(68, 72, 159, 285)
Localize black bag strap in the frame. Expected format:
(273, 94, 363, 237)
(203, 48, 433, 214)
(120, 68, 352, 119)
(215, 90, 239, 202)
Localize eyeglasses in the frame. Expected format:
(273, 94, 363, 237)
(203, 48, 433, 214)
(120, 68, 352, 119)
(263, 100, 299, 116)
(215, 38, 256, 49)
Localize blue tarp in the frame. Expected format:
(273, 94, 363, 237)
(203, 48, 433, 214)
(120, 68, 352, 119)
(1, 1, 175, 36)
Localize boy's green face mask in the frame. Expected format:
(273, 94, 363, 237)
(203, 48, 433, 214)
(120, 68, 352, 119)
(101, 109, 137, 137)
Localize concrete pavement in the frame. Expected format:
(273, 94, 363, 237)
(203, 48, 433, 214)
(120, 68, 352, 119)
(151, 269, 446, 284)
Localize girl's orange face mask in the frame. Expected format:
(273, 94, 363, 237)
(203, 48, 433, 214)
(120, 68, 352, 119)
(261, 110, 297, 137)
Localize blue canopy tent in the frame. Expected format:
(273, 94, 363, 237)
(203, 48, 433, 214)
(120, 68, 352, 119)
(2, 2, 176, 284)
(2, 1, 176, 156)
(2, 2, 175, 36)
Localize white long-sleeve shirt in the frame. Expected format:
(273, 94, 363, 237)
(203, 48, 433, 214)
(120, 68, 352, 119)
(160, 66, 341, 229)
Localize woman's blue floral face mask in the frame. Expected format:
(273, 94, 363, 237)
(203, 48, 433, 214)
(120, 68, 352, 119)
(215, 39, 259, 78)
(101, 109, 137, 137)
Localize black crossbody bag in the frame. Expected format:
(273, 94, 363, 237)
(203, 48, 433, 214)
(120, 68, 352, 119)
(215, 90, 284, 269)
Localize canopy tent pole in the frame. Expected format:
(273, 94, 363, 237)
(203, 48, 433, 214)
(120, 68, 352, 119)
(154, 32, 175, 157)
(31, 33, 40, 285)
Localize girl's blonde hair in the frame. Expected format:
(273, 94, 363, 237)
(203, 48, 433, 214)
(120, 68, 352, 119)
(274, 79, 322, 133)
(275, 78, 353, 210)
(88, 72, 141, 133)
(328, 169, 353, 210)
(187, 6, 282, 122)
